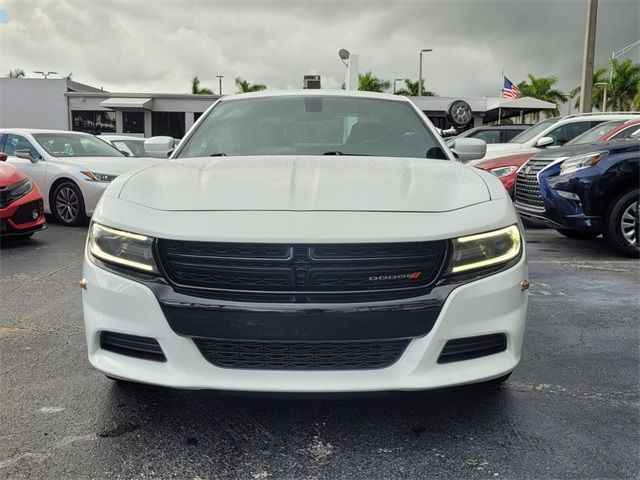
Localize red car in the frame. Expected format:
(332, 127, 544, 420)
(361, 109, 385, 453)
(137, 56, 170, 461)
(474, 118, 640, 195)
(0, 152, 46, 238)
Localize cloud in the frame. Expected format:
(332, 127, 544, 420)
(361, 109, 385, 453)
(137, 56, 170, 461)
(0, 0, 638, 97)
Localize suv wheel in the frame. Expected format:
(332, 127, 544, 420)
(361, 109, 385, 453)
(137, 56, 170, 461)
(556, 229, 600, 239)
(52, 181, 87, 226)
(603, 188, 639, 258)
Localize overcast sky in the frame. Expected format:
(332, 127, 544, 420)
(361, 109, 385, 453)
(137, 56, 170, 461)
(0, 0, 638, 99)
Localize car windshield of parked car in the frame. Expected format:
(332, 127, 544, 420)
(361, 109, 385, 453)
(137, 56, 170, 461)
(33, 134, 125, 158)
(565, 120, 626, 146)
(177, 96, 447, 159)
(508, 118, 558, 144)
(111, 139, 146, 157)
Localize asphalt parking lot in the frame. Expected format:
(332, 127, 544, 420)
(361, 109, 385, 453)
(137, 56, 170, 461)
(1, 223, 638, 479)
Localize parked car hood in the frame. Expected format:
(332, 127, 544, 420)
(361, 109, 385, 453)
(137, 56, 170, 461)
(51, 156, 159, 174)
(0, 161, 26, 187)
(481, 143, 527, 160)
(471, 152, 535, 170)
(117, 156, 492, 212)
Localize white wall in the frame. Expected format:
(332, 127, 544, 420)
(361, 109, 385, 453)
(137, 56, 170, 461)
(0, 78, 69, 129)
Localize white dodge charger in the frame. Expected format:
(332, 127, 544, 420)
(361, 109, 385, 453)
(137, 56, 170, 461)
(82, 90, 528, 392)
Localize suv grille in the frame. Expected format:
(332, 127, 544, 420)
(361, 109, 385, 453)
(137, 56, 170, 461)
(194, 338, 410, 370)
(157, 240, 448, 303)
(514, 158, 554, 210)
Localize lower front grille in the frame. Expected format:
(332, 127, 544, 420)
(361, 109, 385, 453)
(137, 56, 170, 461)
(11, 200, 42, 224)
(100, 331, 166, 362)
(437, 333, 507, 364)
(194, 338, 410, 370)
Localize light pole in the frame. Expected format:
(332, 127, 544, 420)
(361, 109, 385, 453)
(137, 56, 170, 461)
(216, 75, 224, 95)
(603, 40, 640, 111)
(393, 78, 404, 94)
(34, 71, 57, 79)
(594, 82, 607, 111)
(418, 48, 433, 96)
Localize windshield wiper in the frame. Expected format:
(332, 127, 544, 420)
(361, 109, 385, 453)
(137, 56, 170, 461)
(209, 152, 227, 156)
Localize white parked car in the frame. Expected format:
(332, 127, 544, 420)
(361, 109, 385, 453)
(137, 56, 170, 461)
(479, 113, 639, 161)
(0, 129, 156, 226)
(99, 134, 147, 157)
(82, 90, 528, 393)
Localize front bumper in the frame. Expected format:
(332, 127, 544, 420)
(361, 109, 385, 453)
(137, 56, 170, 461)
(82, 251, 528, 392)
(0, 190, 46, 236)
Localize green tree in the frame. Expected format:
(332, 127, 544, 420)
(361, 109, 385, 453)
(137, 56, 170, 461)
(517, 74, 567, 118)
(571, 66, 609, 111)
(357, 71, 391, 92)
(6, 68, 25, 78)
(608, 58, 640, 111)
(394, 79, 436, 96)
(191, 76, 213, 94)
(234, 77, 267, 93)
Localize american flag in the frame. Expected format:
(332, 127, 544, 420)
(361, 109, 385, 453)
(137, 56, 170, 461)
(502, 76, 521, 99)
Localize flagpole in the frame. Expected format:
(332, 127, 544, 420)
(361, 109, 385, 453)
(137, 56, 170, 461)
(498, 69, 504, 125)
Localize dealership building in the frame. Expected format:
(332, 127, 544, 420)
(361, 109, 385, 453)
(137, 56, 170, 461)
(0, 77, 555, 137)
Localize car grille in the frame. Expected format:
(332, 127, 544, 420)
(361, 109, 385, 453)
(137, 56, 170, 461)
(156, 240, 448, 303)
(11, 200, 41, 224)
(514, 158, 555, 210)
(193, 338, 410, 370)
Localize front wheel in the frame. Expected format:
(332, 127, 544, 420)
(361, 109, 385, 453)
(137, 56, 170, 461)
(51, 181, 87, 226)
(555, 229, 600, 239)
(604, 188, 639, 258)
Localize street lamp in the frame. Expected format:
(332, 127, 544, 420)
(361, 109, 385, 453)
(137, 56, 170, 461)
(216, 75, 224, 95)
(603, 39, 640, 111)
(34, 71, 57, 79)
(418, 49, 433, 96)
(393, 78, 404, 94)
(594, 82, 607, 111)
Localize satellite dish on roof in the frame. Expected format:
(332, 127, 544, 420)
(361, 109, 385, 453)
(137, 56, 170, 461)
(338, 49, 350, 60)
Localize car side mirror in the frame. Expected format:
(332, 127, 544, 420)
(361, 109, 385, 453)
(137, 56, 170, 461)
(0, 152, 7, 162)
(15, 149, 39, 163)
(450, 138, 487, 163)
(536, 136, 554, 148)
(144, 136, 175, 158)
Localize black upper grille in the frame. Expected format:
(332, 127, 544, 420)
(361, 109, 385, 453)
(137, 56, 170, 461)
(194, 338, 410, 370)
(157, 240, 448, 302)
(514, 158, 554, 210)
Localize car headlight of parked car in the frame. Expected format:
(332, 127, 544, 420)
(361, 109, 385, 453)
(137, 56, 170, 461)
(447, 225, 522, 274)
(488, 166, 518, 179)
(88, 222, 159, 273)
(560, 151, 608, 175)
(1, 178, 33, 207)
(81, 171, 119, 182)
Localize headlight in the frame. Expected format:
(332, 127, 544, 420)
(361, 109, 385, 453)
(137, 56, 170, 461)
(81, 171, 118, 182)
(88, 222, 158, 273)
(560, 151, 607, 175)
(447, 225, 522, 274)
(489, 166, 518, 179)
(4, 178, 33, 204)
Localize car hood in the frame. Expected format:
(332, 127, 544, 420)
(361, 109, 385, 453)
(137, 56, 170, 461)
(472, 152, 535, 170)
(51, 156, 159, 174)
(118, 156, 492, 212)
(0, 162, 26, 186)
(481, 143, 526, 160)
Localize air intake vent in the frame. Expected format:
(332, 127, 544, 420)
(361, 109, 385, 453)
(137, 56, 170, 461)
(437, 334, 507, 364)
(100, 332, 166, 362)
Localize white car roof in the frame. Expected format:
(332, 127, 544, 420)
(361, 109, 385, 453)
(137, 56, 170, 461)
(218, 89, 412, 103)
(0, 128, 92, 136)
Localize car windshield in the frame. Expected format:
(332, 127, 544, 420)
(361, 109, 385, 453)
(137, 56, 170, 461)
(177, 95, 447, 159)
(33, 134, 125, 158)
(110, 139, 146, 157)
(565, 120, 626, 145)
(508, 117, 558, 144)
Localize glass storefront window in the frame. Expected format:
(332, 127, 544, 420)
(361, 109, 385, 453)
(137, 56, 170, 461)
(152, 112, 185, 139)
(123, 111, 145, 134)
(71, 111, 116, 135)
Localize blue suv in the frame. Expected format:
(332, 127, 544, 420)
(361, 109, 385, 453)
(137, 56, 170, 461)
(514, 138, 639, 257)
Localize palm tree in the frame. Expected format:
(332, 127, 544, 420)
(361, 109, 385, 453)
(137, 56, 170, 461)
(191, 76, 213, 94)
(357, 72, 391, 93)
(571, 66, 609, 111)
(6, 68, 25, 78)
(517, 74, 567, 118)
(608, 58, 640, 111)
(394, 79, 436, 96)
(234, 77, 267, 93)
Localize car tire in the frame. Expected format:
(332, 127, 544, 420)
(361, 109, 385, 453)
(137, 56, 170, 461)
(51, 181, 87, 227)
(603, 188, 639, 258)
(555, 229, 600, 239)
